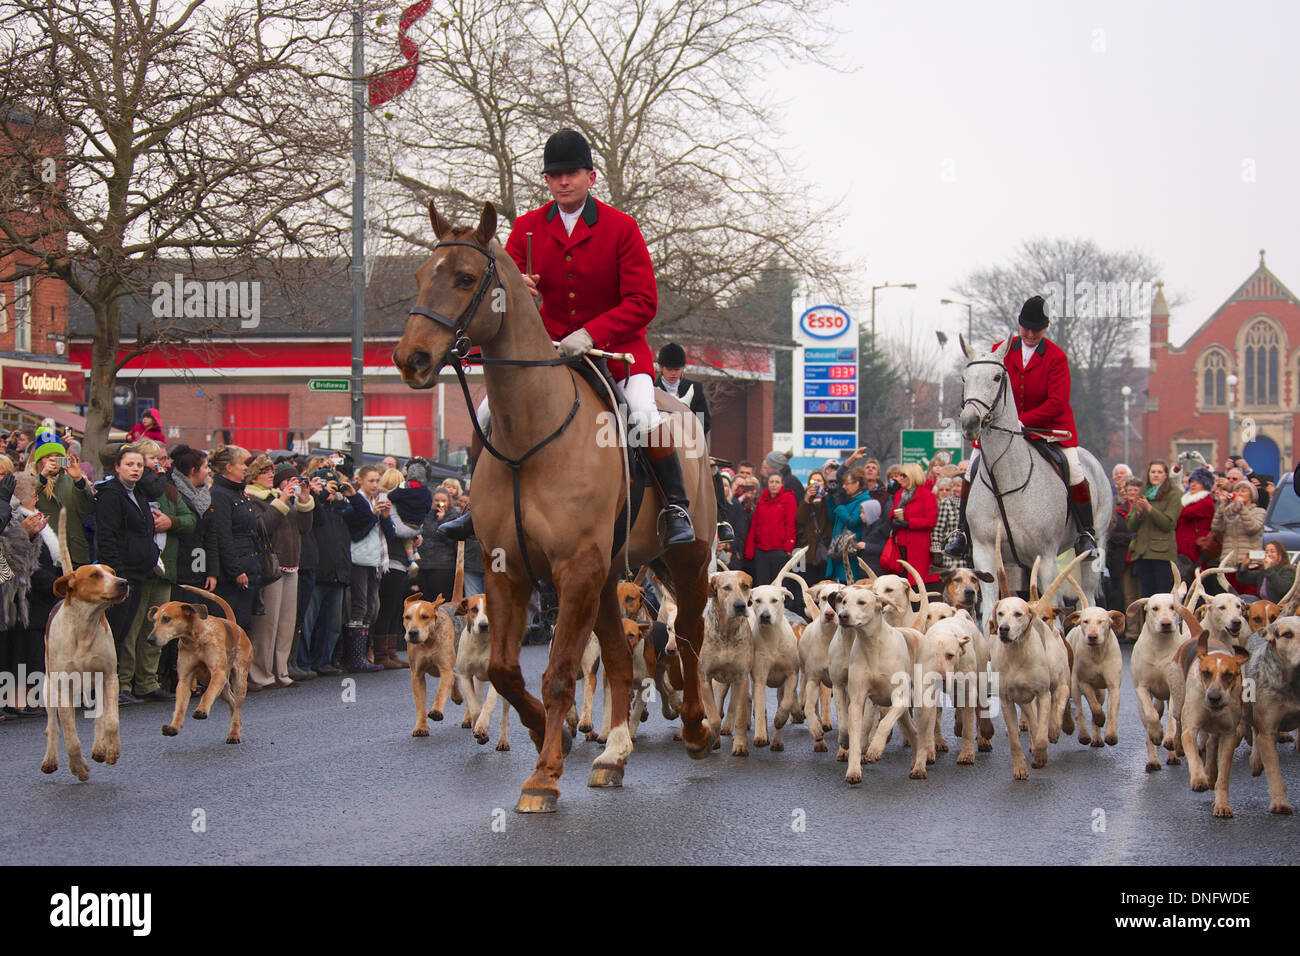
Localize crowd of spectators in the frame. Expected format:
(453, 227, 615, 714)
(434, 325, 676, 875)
(0, 409, 480, 721)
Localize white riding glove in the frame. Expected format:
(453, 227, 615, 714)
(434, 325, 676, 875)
(557, 328, 594, 357)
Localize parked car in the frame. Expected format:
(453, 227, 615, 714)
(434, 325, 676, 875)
(1263, 471, 1300, 563)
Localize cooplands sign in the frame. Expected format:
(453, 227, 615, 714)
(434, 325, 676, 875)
(2, 364, 86, 403)
(798, 305, 852, 341)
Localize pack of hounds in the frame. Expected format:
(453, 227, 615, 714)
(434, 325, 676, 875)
(38, 519, 1300, 821)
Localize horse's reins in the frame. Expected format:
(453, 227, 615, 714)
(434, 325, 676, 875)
(408, 237, 635, 588)
(408, 238, 581, 589)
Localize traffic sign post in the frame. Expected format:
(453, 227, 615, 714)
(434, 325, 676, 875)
(899, 428, 963, 467)
(309, 378, 350, 393)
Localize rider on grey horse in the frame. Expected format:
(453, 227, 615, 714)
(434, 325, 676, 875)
(944, 294, 1099, 559)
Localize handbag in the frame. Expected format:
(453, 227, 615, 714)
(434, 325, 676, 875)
(253, 520, 281, 584)
(1195, 529, 1222, 559)
(829, 528, 857, 561)
(880, 535, 903, 574)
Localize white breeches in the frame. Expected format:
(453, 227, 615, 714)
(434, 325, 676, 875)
(1063, 446, 1084, 485)
(475, 372, 662, 438)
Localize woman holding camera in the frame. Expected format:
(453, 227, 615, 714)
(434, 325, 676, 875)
(1211, 479, 1266, 596)
(796, 469, 831, 584)
(299, 465, 353, 675)
(244, 457, 316, 689)
(28, 430, 94, 568)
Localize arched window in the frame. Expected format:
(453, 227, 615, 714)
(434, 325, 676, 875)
(1242, 320, 1283, 407)
(1200, 349, 1228, 408)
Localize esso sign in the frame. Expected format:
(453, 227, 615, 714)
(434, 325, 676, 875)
(799, 305, 851, 340)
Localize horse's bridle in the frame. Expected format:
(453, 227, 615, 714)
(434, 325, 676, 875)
(407, 239, 500, 362)
(960, 358, 1012, 432)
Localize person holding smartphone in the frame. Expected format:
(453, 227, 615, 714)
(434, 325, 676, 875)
(796, 469, 831, 582)
(27, 429, 94, 569)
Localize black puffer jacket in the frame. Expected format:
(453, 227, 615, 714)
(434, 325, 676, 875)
(205, 473, 264, 583)
(311, 490, 354, 586)
(94, 477, 161, 580)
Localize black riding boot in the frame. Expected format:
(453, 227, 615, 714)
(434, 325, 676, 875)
(712, 470, 734, 541)
(648, 433, 695, 547)
(943, 469, 974, 559)
(1069, 481, 1098, 556)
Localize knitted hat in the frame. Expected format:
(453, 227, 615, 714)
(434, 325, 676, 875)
(764, 450, 789, 471)
(1187, 467, 1214, 491)
(30, 430, 66, 465)
(273, 463, 299, 487)
(405, 459, 430, 486)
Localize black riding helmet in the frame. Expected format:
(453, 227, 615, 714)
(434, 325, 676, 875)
(657, 342, 686, 369)
(542, 128, 594, 174)
(1018, 295, 1049, 331)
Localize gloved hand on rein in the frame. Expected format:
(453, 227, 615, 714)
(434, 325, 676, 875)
(557, 328, 594, 357)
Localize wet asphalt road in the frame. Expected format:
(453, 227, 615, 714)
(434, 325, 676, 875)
(3, 644, 1296, 865)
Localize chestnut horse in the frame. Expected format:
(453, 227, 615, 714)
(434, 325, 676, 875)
(392, 201, 717, 812)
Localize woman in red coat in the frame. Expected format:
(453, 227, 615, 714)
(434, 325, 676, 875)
(886, 463, 939, 584)
(745, 473, 797, 588)
(1175, 467, 1216, 569)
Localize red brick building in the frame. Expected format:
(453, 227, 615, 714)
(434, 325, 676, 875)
(1144, 251, 1299, 478)
(0, 109, 86, 430)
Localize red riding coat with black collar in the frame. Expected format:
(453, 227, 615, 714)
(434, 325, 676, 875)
(992, 336, 1079, 449)
(504, 196, 656, 381)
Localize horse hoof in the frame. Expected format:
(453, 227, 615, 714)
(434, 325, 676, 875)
(684, 727, 718, 760)
(515, 791, 559, 814)
(588, 765, 624, 788)
(561, 726, 573, 757)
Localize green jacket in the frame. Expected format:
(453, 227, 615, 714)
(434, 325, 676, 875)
(34, 471, 95, 568)
(1127, 486, 1183, 561)
(148, 487, 198, 583)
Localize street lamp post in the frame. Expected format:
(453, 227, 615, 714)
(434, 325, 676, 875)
(935, 330, 949, 424)
(871, 282, 917, 340)
(1227, 373, 1239, 459)
(1120, 385, 1132, 466)
(940, 298, 974, 343)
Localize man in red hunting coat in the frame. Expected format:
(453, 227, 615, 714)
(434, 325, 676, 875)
(944, 294, 1097, 558)
(448, 128, 694, 547)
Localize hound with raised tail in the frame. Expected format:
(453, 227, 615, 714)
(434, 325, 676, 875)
(148, 585, 254, 744)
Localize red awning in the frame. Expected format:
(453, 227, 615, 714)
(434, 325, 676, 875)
(3, 401, 87, 433)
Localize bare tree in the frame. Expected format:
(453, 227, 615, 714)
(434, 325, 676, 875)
(0, 0, 350, 463)
(953, 237, 1177, 454)
(358, 0, 848, 335)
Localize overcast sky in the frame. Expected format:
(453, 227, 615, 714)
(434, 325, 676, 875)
(767, 0, 1299, 363)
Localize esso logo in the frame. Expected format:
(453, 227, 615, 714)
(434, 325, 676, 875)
(799, 305, 851, 340)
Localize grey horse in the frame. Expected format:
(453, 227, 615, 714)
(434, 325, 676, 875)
(958, 335, 1114, 628)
